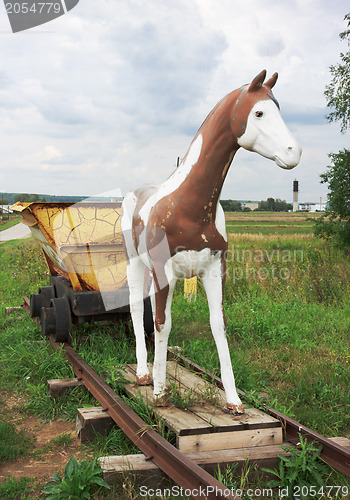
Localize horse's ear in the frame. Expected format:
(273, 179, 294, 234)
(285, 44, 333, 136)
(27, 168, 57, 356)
(248, 70, 267, 92)
(265, 72, 278, 89)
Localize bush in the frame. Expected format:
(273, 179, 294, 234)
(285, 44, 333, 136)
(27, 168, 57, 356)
(314, 149, 350, 247)
(41, 455, 110, 499)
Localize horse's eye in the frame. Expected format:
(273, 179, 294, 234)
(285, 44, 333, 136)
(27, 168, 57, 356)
(255, 111, 263, 118)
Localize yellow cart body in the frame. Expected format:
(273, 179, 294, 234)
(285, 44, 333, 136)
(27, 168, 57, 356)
(11, 201, 127, 293)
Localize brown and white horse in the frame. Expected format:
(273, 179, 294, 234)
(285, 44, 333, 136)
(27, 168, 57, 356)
(121, 70, 301, 414)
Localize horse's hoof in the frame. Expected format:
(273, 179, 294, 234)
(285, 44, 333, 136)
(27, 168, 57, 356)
(153, 395, 170, 407)
(136, 374, 152, 386)
(226, 403, 245, 414)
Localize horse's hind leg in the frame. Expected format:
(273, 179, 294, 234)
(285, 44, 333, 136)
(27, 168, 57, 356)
(153, 278, 176, 404)
(127, 256, 152, 385)
(202, 258, 244, 414)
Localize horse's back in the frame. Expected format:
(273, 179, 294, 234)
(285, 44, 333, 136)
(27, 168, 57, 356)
(122, 185, 158, 221)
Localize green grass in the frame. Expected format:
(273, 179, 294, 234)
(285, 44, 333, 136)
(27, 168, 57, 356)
(224, 211, 318, 235)
(170, 232, 350, 438)
(226, 223, 313, 235)
(0, 419, 35, 464)
(0, 237, 50, 305)
(0, 394, 36, 467)
(0, 476, 35, 500)
(0, 222, 350, 497)
(0, 214, 21, 232)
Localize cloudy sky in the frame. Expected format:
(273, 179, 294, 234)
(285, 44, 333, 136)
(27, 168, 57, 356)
(0, 0, 348, 203)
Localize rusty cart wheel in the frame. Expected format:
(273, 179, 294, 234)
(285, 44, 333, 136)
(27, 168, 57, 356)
(30, 285, 55, 318)
(41, 296, 72, 343)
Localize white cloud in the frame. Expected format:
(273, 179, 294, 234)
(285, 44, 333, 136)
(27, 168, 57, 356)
(0, 0, 348, 203)
(256, 31, 286, 58)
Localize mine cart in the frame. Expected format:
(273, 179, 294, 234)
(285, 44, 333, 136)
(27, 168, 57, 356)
(12, 201, 153, 342)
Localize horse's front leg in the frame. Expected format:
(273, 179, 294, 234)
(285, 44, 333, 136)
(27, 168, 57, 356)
(127, 257, 151, 385)
(202, 257, 244, 414)
(152, 275, 176, 404)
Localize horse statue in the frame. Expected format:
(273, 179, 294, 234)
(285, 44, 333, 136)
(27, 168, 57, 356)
(121, 70, 302, 414)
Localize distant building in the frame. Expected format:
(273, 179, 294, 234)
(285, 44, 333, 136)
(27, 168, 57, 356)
(0, 205, 12, 213)
(293, 180, 299, 212)
(241, 201, 259, 211)
(298, 202, 327, 212)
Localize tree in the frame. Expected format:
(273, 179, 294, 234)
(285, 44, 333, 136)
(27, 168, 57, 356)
(259, 198, 275, 211)
(324, 13, 350, 133)
(275, 198, 293, 212)
(315, 14, 350, 247)
(258, 198, 292, 212)
(315, 150, 350, 246)
(13, 193, 46, 203)
(220, 199, 242, 212)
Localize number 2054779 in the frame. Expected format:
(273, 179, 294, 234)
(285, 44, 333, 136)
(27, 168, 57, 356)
(5, 3, 62, 14)
(292, 485, 348, 497)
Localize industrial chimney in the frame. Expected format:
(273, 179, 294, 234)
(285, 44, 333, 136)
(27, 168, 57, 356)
(293, 180, 299, 212)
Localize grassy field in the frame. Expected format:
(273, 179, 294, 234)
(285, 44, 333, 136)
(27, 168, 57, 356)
(0, 213, 21, 232)
(225, 210, 321, 235)
(0, 212, 349, 498)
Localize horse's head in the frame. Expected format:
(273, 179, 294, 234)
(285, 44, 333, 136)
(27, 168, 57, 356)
(232, 70, 301, 169)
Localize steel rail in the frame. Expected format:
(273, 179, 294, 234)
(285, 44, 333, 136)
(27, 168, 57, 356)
(169, 349, 350, 478)
(21, 297, 350, 479)
(49, 339, 241, 500)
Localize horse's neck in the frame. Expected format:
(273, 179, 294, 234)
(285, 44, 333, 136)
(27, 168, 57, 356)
(165, 91, 239, 223)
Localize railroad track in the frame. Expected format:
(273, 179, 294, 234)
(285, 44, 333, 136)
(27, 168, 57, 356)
(23, 296, 239, 499)
(20, 296, 350, 493)
(49, 339, 240, 500)
(168, 351, 350, 478)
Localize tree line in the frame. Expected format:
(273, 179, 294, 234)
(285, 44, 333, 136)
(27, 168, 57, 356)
(220, 198, 292, 212)
(0, 193, 85, 204)
(314, 13, 350, 247)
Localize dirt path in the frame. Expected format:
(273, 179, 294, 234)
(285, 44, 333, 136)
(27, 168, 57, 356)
(0, 390, 92, 491)
(0, 222, 31, 242)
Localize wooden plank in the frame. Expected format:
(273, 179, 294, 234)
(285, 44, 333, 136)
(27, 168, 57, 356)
(100, 454, 158, 472)
(177, 427, 283, 453)
(154, 406, 212, 436)
(122, 365, 212, 436)
(100, 437, 349, 485)
(5, 306, 22, 315)
(47, 377, 83, 397)
(166, 361, 281, 430)
(99, 443, 290, 485)
(221, 406, 282, 430)
(328, 437, 350, 449)
(187, 404, 245, 431)
(126, 361, 282, 429)
(122, 362, 281, 444)
(76, 407, 115, 443)
(100, 454, 172, 489)
(166, 361, 227, 406)
(187, 443, 289, 465)
(125, 361, 223, 405)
